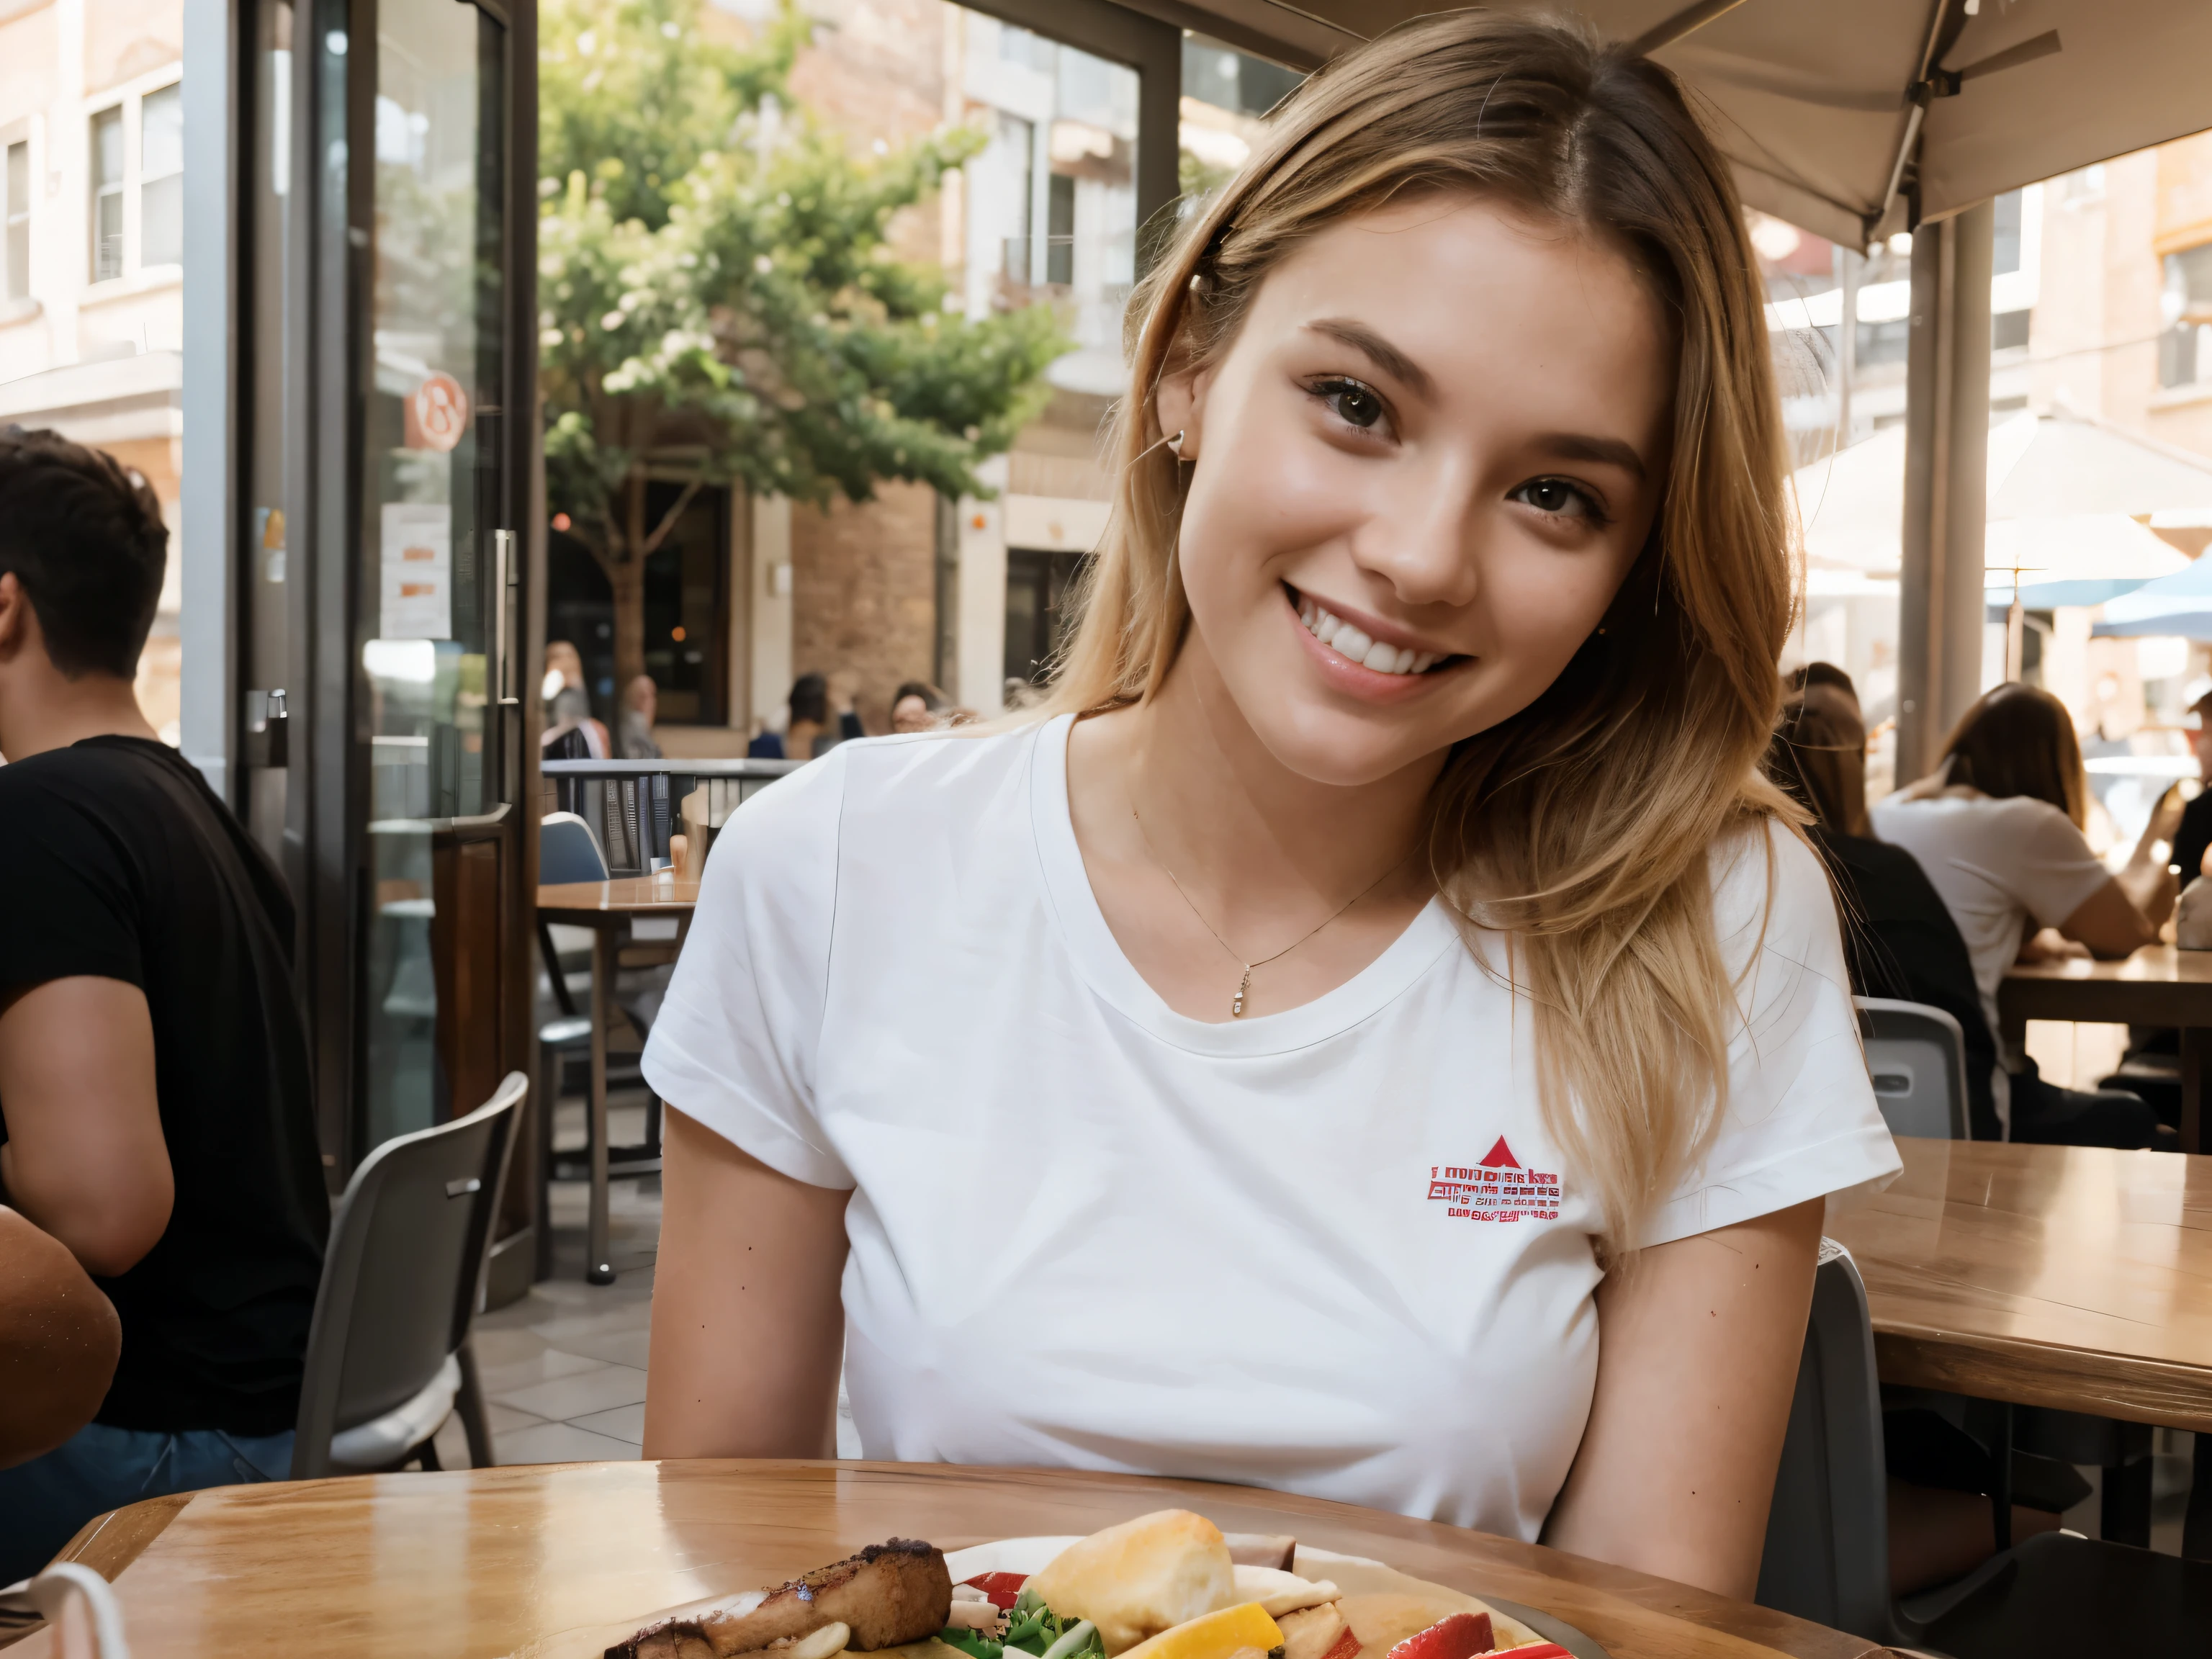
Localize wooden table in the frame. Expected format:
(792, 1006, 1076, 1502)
(1999, 945, 2212, 1151)
(18, 1462, 1880, 1659)
(1826, 1137, 2212, 1432)
(538, 877, 700, 1283)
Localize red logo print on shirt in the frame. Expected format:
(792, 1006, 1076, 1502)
(1428, 1137, 1562, 1223)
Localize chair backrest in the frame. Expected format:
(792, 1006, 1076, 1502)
(1757, 1246, 1902, 1646)
(540, 811, 608, 885)
(1854, 996, 1969, 1140)
(291, 1072, 526, 1479)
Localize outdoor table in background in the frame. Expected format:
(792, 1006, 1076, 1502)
(536, 875, 700, 1284)
(1825, 1136, 2212, 1554)
(26, 1461, 1884, 1659)
(1999, 945, 2212, 1153)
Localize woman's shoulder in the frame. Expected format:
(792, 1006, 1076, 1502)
(1707, 815, 1833, 948)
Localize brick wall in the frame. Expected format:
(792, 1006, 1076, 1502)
(790, 480, 940, 732)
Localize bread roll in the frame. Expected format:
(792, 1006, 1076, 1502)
(1028, 1511, 1237, 1655)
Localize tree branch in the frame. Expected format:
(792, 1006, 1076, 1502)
(639, 472, 709, 558)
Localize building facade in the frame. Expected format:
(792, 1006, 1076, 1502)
(0, 0, 185, 737)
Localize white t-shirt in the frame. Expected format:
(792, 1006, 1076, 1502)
(1868, 790, 2112, 1077)
(644, 714, 1898, 1539)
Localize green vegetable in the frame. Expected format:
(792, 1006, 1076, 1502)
(938, 1631, 1002, 1659)
(997, 1597, 1106, 1659)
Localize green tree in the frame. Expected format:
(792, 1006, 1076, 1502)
(538, 0, 1065, 691)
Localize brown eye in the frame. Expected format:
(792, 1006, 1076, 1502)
(1513, 478, 1594, 519)
(1316, 377, 1385, 430)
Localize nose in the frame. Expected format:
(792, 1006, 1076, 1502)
(1346, 456, 1483, 611)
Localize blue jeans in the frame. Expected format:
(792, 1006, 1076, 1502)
(0, 1422, 292, 1585)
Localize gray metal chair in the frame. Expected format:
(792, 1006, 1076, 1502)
(1856, 996, 1969, 1141)
(290, 1071, 526, 1478)
(1758, 1244, 2212, 1657)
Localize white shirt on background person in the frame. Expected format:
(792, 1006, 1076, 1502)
(1869, 786, 2113, 1123)
(644, 715, 1898, 1539)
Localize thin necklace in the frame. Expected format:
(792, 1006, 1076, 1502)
(1130, 796, 1405, 1018)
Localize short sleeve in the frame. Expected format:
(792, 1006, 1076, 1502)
(1639, 821, 1902, 1249)
(641, 751, 855, 1190)
(2000, 799, 2118, 929)
(0, 772, 142, 994)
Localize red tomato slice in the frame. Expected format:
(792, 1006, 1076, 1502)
(961, 1573, 1030, 1611)
(1382, 1612, 1494, 1659)
(1498, 1648, 1570, 1658)
(1318, 1630, 1362, 1659)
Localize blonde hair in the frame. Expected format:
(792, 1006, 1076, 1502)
(1043, 12, 1794, 1254)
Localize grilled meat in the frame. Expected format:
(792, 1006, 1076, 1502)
(611, 1540, 954, 1659)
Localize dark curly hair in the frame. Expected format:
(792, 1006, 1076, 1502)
(0, 426, 168, 679)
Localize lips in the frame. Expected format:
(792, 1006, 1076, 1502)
(1292, 590, 1455, 676)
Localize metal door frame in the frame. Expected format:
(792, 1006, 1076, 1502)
(182, 0, 539, 1181)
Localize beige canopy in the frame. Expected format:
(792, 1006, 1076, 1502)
(1130, 0, 2212, 245)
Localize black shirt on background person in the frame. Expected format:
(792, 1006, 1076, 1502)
(1764, 678, 2002, 1140)
(0, 429, 325, 1583)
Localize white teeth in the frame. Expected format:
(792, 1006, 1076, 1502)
(1294, 595, 1443, 676)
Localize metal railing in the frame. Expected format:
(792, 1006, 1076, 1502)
(539, 757, 801, 877)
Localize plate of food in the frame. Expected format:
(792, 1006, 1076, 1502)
(583, 1509, 1606, 1659)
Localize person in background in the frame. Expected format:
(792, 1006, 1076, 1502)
(1763, 669, 2000, 1139)
(0, 1208, 120, 1471)
(0, 430, 327, 1581)
(1871, 683, 2172, 1148)
(889, 681, 949, 733)
(541, 639, 608, 758)
(618, 675, 662, 760)
(2162, 687, 2212, 884)
(781, 670, 866, 760)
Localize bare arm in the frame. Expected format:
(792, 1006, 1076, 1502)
(0, 1206, 121, 1467)
(0, 977, 171, 1277)
(1543, 1197, 1824, 1599)
(642, 1105, 850, 1458)
(2059, 878, 2161, 960)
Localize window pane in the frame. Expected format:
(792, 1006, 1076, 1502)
(142, 83, 184, 179)
(142, 172, 182, 266)
(94, 190, 122, 281)
(5, 141, 25, 301)
(91, 107, 124, 187)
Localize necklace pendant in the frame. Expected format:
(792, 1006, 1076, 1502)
(1232, 966, 1251, 1018)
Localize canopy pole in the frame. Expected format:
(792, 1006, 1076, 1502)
(1895, 199, 1994, 783)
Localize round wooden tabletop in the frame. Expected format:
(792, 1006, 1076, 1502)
(23, 1461, 1878, 1659)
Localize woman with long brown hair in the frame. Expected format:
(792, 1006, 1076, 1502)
(639, 12, 1894, 1596)
(1873, 682, 2172, 1146)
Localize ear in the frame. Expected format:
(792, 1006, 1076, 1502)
(1153, 361, 1214, 459)
(0, 572, 30, 664)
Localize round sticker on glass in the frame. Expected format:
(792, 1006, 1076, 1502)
(407, 372, 470, 453)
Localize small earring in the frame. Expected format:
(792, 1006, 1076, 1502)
(1166, 428, 1186, 457)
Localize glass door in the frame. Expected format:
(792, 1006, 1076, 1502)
(356, 0, 512, 1148)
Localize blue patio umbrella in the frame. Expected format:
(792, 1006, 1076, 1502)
(2090, 553, 2212, 640)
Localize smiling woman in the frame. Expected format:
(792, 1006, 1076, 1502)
(639, 11, 1897, 1611)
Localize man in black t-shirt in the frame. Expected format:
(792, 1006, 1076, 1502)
(0, 431, 325, 1582)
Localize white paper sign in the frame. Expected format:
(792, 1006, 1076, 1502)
(379, 501, 451, 640)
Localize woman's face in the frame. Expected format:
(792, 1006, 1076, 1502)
(891, 694, 934, 733)
(1157, 194, 1675, 788)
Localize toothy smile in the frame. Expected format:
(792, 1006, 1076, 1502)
(1293, 592, 1454, 675)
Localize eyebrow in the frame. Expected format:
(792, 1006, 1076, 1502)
(1534, 431, 1647, 482)
(1305, 318, 1434, 400)
(1305, 318, 1649, 482)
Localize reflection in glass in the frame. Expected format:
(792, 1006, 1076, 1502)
(360, 0, 505, 1147)
(246, 0, 293, 868)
